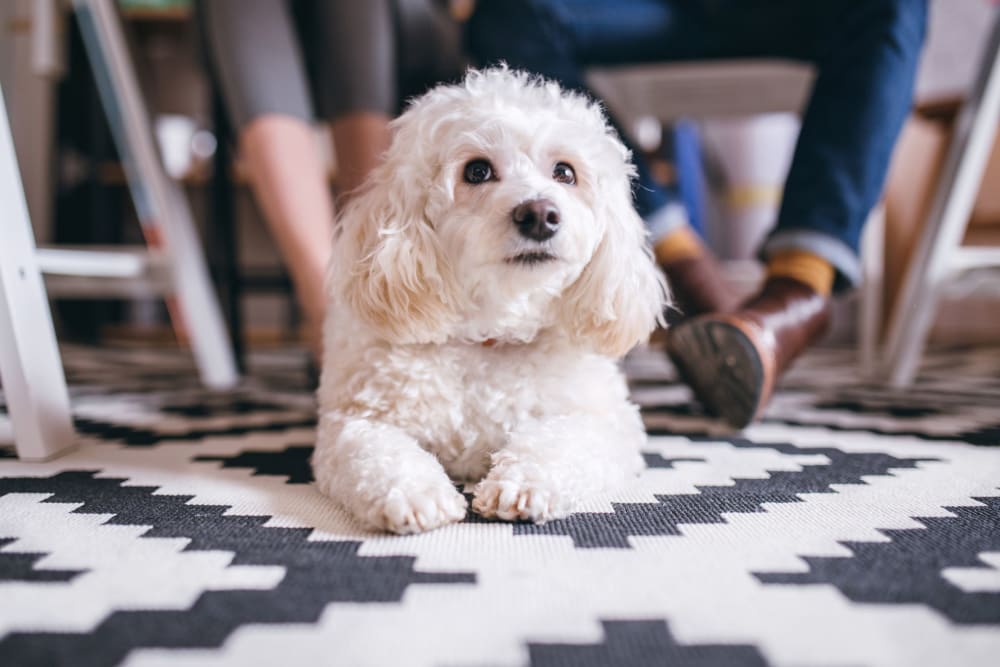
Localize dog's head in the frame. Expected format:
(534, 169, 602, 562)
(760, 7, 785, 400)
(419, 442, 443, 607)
(331, 67, 668, 356)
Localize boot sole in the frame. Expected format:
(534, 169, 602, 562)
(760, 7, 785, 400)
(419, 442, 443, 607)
(667, 319, 767, 429)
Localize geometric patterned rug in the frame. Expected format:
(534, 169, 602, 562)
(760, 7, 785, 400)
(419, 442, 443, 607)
(1, 343, 998, 666)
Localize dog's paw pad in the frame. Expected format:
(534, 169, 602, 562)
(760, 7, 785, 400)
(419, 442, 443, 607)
(379, 484, 467, 534)
(472, 478, 558, 522)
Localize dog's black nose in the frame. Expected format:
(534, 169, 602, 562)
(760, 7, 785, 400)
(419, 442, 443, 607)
(512, 198, 560, 242)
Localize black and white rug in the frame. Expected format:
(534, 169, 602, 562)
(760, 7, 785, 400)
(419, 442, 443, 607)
(1, 344, 998, 667)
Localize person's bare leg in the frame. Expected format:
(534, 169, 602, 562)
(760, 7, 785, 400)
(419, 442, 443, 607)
(331, 111, 393, 200)
(240, 114, 334, 359)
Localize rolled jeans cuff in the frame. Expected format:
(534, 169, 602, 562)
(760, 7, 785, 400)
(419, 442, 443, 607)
(761, 230, 861, 292)
(645, 202, 690, 244)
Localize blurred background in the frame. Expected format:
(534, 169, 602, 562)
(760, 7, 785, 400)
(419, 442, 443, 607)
(1, 0, 996, 364)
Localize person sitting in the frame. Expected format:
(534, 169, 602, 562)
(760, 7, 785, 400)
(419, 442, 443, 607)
(198, 0, 463, 359)
(466, 0, 928, 427)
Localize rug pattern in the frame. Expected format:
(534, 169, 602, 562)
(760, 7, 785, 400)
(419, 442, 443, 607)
(1, 345, 998, 667)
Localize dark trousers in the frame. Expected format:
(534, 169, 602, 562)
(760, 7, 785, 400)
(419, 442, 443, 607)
(467, 0, 929, 289)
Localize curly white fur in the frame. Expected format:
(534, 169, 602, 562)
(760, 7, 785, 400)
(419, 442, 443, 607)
(314, 68, 669, 534)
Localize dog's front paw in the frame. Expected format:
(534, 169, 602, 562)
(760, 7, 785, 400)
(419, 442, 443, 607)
(372, 482, 468, 534)
(472, 473, 567, 523)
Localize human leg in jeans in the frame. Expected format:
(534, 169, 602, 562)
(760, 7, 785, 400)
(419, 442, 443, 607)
(667, 0, 928, 427)
(468, 0, 928, 426)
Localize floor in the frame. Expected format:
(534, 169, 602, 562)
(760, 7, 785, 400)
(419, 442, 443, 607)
(1, 343, 999, 667)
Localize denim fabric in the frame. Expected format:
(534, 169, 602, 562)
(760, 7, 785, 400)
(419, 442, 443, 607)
(467, 0, 928, 290)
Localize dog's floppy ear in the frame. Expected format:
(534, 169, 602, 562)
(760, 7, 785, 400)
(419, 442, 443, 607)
(330, 153, 459, 344)
(559, 157, 669, 357)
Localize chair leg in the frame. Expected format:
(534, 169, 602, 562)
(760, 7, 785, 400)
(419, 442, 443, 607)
(0, 85, 75, 461)
(73, 0, 239, 389)
(882, 15, 1000, 388)
(857, 204, 885, 378)
(209, 93, 245, 373)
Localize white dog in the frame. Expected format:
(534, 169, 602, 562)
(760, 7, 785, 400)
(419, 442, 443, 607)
(314, 67, 669, 534)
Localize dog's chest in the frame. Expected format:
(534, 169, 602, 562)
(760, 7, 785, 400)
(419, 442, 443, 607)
(423, 347, 544, 435)
(368, 345, 560, 459)
(327, 340, 622, 468)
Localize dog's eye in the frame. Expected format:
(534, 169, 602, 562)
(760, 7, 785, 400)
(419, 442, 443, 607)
(553, 162, 576, 185)
(463, 159, 494, 185)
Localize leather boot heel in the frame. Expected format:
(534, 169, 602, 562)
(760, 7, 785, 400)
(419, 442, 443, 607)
(668, 318, 769, 428)
(666, 277, 831, 429)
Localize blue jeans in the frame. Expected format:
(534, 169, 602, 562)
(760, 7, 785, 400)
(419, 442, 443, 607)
(466, 0, 928, 290)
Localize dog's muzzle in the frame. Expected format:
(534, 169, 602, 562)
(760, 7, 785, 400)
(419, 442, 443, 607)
(512, 198, 560, 242)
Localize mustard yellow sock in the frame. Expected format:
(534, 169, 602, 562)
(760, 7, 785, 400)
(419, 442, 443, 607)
(766, 249, 835, 297)
(654, 226, 705, 265)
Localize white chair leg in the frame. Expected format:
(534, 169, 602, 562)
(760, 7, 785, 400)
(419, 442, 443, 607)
(73, 0, 239, 389)
(0, 85, 76, 461)
(858, 203, 885, 378)
(883, 15, 1000, 388)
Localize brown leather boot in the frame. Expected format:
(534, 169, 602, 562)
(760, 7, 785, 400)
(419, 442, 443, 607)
(665, 276, 831, 428)
(660, 253, 741, 323)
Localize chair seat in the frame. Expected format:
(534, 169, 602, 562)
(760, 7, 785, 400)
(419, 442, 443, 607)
(587, 59, 815, 125)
